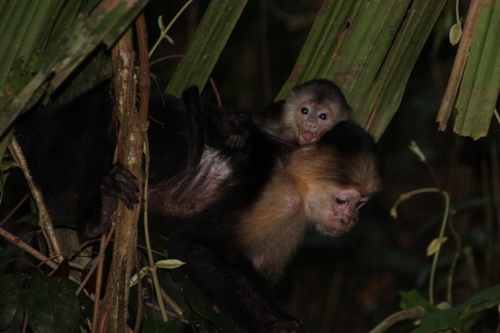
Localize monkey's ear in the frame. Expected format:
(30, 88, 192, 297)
(182, 85, 200, 101)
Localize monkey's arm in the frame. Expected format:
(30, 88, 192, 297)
(182, 85, 245, 154)
(249, 100, 296, 142)
(221, 99, 288, 149)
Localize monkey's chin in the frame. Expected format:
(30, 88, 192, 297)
(299, 132, 316, 144)
(316, 221, 356, 237)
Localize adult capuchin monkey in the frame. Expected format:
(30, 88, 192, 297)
(15, 81, 239, 238)
(14, 80, 380, 332)
(168, 116, 381, 333)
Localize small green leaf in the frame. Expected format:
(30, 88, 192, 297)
(409, 141, 427, 162)
(436, 301, 451, 310)
(157, 259, 186, 269)
(390, 207, 398, 219)
(400, 290, 435, 313)
(163, 35, 174, 45)
(158, 15, 165, 30)
(449, 22, 462, 46)
(426, 237, 448, 256)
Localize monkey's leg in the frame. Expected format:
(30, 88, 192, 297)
(168, 229, 306, 333)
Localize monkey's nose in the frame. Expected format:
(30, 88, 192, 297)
(338, 218, 349, 225)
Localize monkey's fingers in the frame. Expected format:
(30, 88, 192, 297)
(103, 164, 140, 209)
(109, 164, 139, 189)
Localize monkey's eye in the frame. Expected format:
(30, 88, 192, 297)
(335, 198, 348, 205)
(319, 113, 328, 120)
(300, 107, 309, 114)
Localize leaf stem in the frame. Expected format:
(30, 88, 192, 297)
(429, 190, 450, 305)
(149, 0, 193, 58)
(390, 187, 451, 305)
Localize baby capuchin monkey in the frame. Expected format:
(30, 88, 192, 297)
(223, 79, 351, 148)
(257, 79, 352, 145)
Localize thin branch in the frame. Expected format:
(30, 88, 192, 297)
(369, 306, 426, 333)
(208, 77, 222, 107)
(446, 209, 461, 304)
(76, 224, 115, 296)
(428, 190, 450, 305)
(390, 188, 451, 305)
(91, 232, 107, 333)
(133, 251, 144, 333)
(149, 0, 193, 58)
(160, 284, 184, 316)
(0, 194, 29, 227)
(9, 138, 62, 262)
(149, 54, 182, 67)
(0, 226, 58, 270)
(138, 9, 171, 323)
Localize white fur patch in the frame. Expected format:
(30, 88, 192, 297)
(194, 146, 233, 191)
(149, 146, 234, 217)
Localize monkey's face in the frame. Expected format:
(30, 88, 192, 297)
(291, 144, 378, 237)
(306, 184, 369, 236)
(295, 101, 336, 145)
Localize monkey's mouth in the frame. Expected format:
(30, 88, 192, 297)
(299, 132, 316, 143)
(316, 219, 356, 237)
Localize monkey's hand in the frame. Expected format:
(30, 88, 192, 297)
(222, 113, 251, 149)
(84, 164, 139, 238)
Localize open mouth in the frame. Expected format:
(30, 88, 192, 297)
(300, 131, 316, 143)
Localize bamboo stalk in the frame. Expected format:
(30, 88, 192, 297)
(454, 0, 500, 138)
(436, 0, 484, 131)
